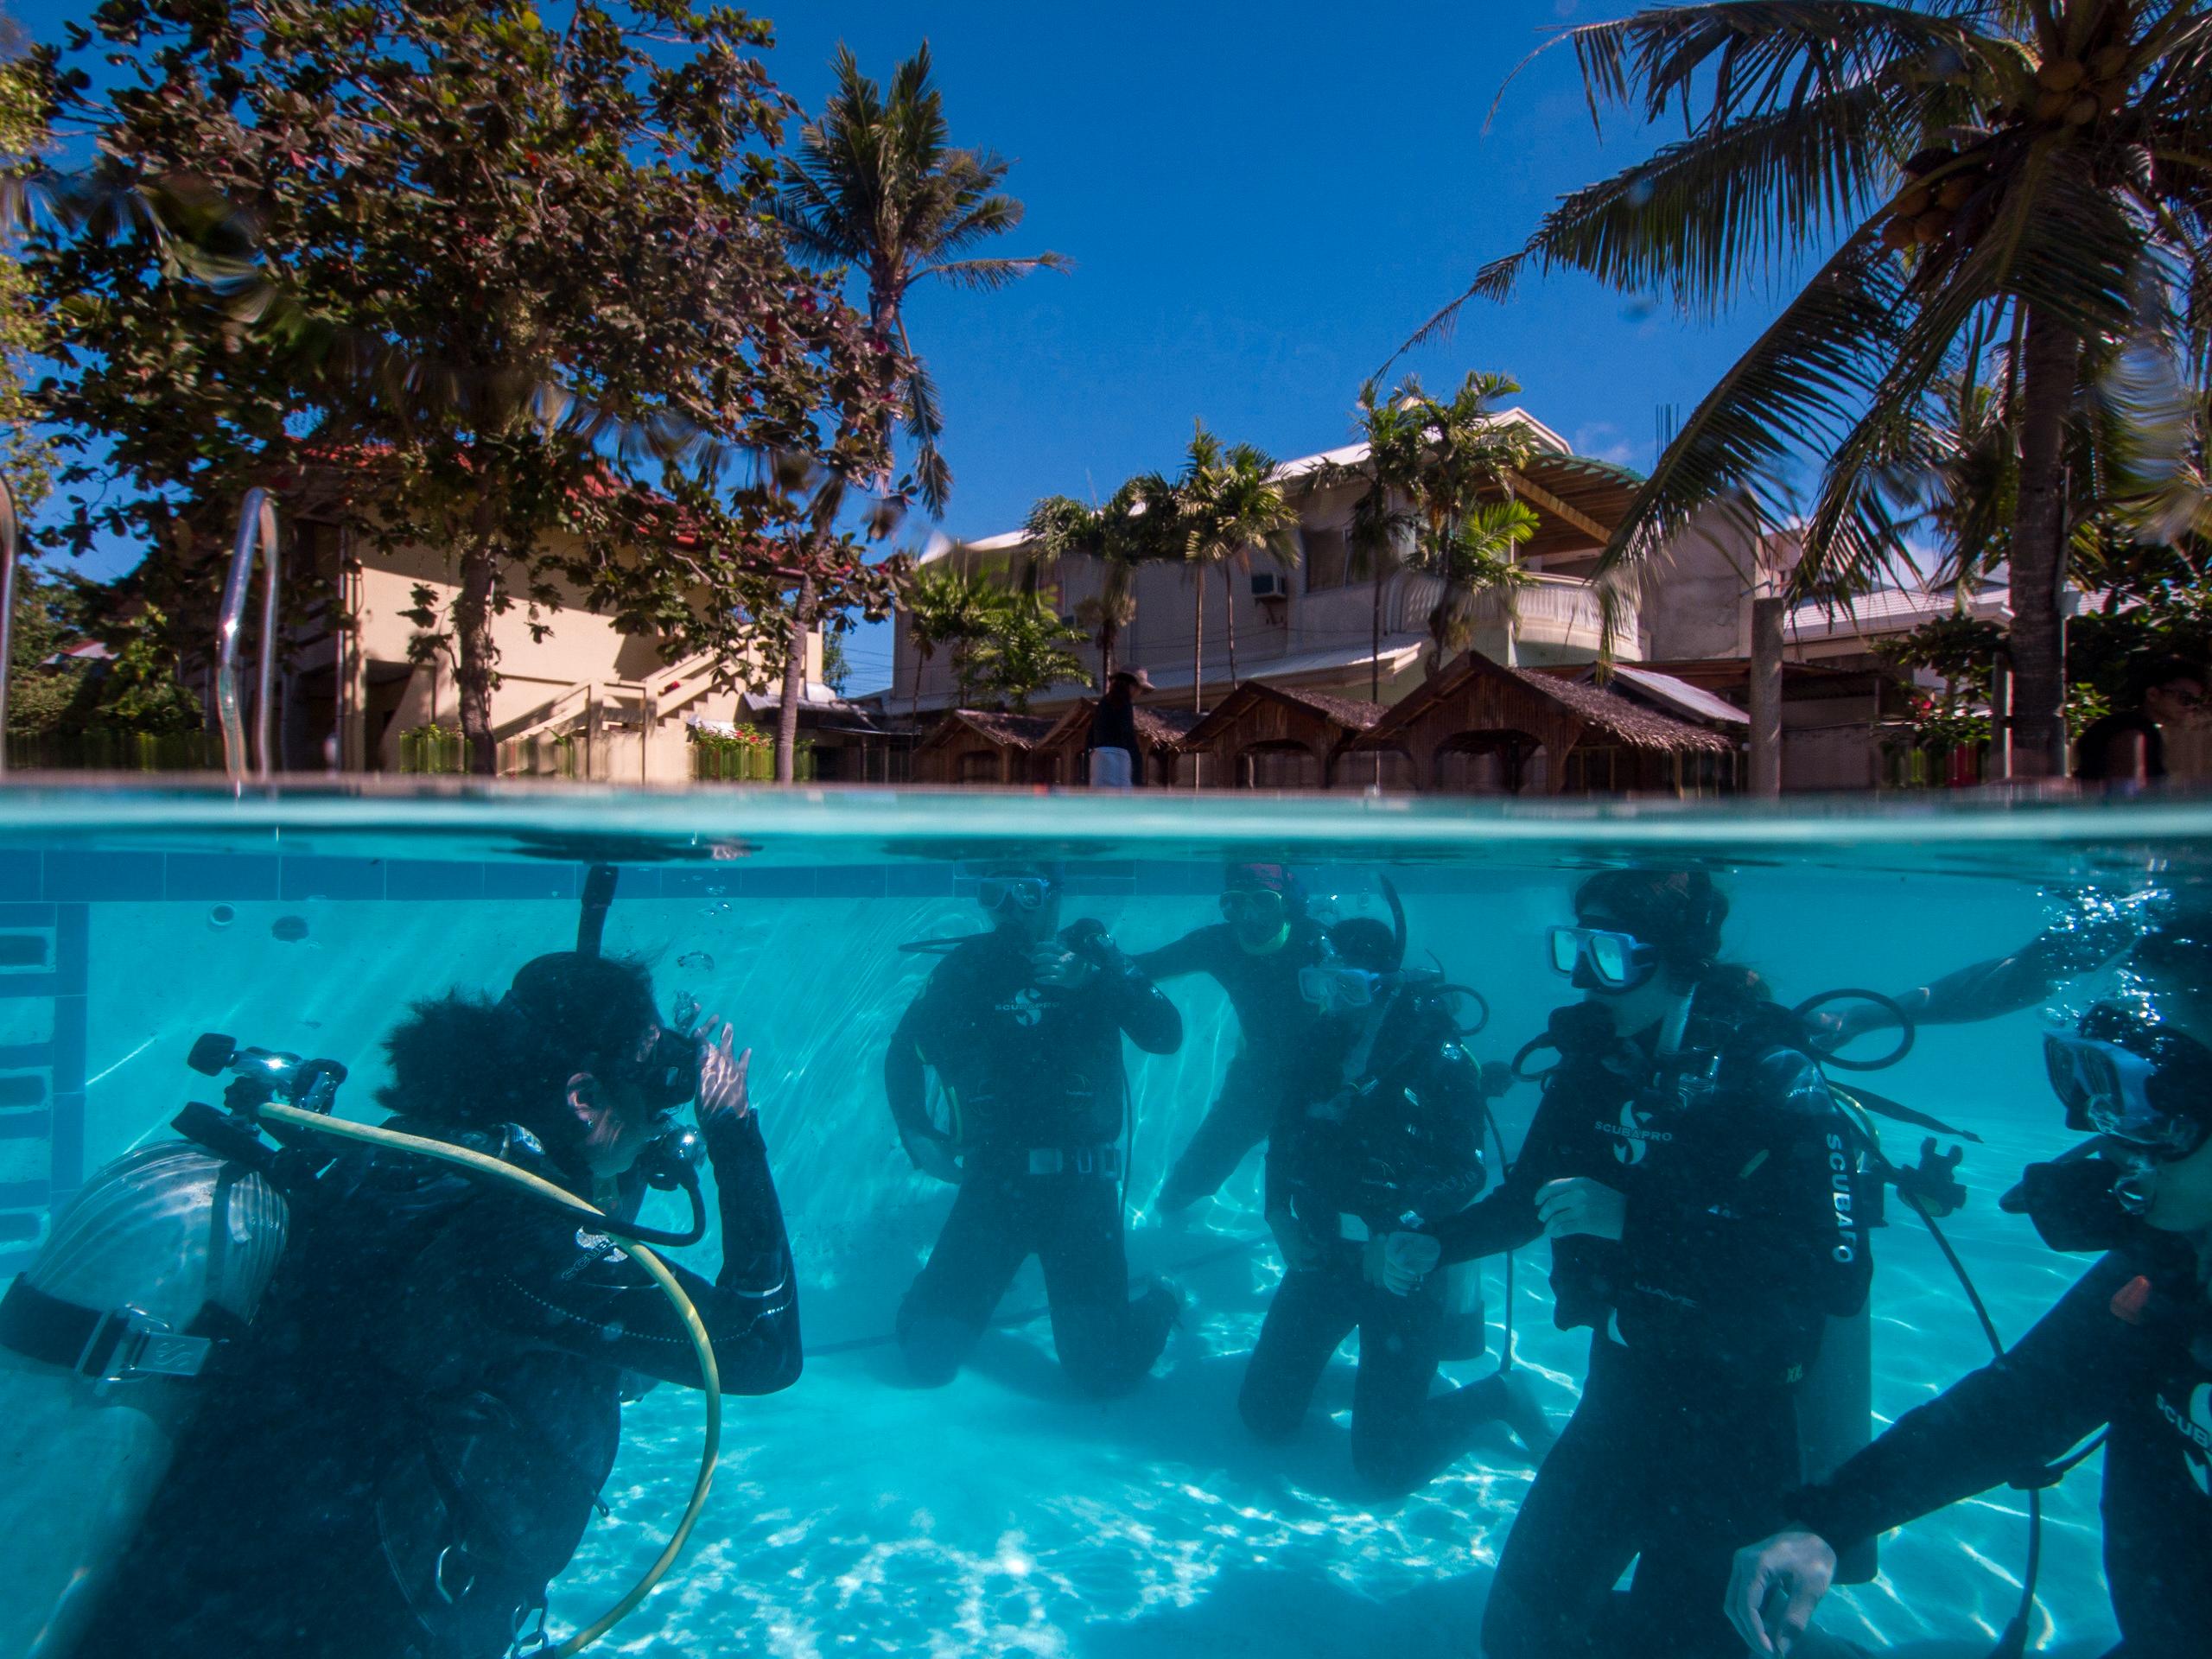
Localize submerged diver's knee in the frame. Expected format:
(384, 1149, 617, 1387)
(895, 1315, 976, 1388)
(1237, 1378, 1302, 1443)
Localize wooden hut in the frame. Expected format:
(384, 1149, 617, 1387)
(1354, 650, 1737, 795)
(912, 709, 1062, 785)
(1037, 699, 1203, 786)
(1178, 682, 1389, 789)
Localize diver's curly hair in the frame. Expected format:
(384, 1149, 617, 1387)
(376, 952, 662, 1151)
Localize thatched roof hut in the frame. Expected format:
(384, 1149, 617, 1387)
(912, 709, 1062, 785)
(1037, 699, 1204, 786)
(1354, 651, 1737, 795)
(1179, 682, 1389, 790)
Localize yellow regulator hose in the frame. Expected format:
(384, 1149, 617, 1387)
(257, 1102, 722, 1657)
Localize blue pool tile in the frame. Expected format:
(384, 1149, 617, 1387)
(886, 864, 955, 897)
(1129, 861, 1220, 896)
(739, 866, 817, 898)
(385, 860, 485, 900)
(165, 852, 282, 900)
(280, 857, 387, 901)
(43, 852, 163, 902)
(0, 852, 38, 901)
(484, 862, 582, 901)
(0, 904, 52, 929)
(658, 866, 747, 900)
(814, 865, 887, 899)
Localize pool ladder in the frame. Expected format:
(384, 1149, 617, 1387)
(0, 483, 282, 783)
(214, 487, 282, 782)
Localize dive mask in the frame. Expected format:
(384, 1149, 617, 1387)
(977, 874, 1057, 914)
(1548, 925, 1659, 993)
(625, 1023, 700, 1115)
(1299, 962, 1383, 1014)
(2042, 1007, 2212, 1163)
(1220, 888, 1287, 927)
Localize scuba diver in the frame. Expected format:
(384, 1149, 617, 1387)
(1237, 917, 1552, 1491)
(33, 951, 799, 1659)
(1727, 925, 2212, 1659)
(885, 861, 1183, 1395)
(1408, 869, 1872, 1659)
(1135, 862, 1335, 1217)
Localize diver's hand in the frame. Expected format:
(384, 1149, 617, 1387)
(1478, 1060, 1516, 1099)
(695, 1020, 752, 1124)
(1031, 944, 1095, 989)
(1268, 1207, 1323, 1272)
(905, 1135, 965, 1186)
(1376, 1230, 1442, 1296)
(1727, 1529, 1837, 1656)
(1537, 1176, 1625, 1241)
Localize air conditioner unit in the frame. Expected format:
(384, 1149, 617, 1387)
(1250, 571, 1287, 600)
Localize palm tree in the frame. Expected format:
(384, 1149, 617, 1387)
(1026, 479, 1158, 683)
(776, 43, 1070, 515)
(1175, 427, 1302, 708)
(1408, 500, 1541, 671)
(902, 563, 1001, 715)
(1307, 382, 1425, 701)
(1413, 0, 2212, 778)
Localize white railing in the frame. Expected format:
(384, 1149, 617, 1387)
(1389, 570, 1630, 652)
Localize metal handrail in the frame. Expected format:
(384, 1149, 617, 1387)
(216, 488, 282, 780)
(0, 474, 16, 778)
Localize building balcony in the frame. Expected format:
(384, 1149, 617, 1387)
(1389, 570, 1639, 664)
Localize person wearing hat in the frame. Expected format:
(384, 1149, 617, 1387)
(1087, 667, 1152, 790)
(53, 952, 799, 1659)
(1727, 919, 2212, 1659)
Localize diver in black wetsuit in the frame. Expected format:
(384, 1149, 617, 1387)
(64, 952, 799, 1659)
(1728, 925, 2212, 1659)
(1412, 870, 1872, 1659)
(1238, 918, 1551, 1491)
(1135, 862, 1334, 1216)
(885, 862, 1183, 1395)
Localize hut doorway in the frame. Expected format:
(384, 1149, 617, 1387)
(1238, 741, 1324, 790)
(1434, 729, 1548, 794)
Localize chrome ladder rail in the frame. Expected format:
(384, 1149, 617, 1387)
(216, 488, 282, 781)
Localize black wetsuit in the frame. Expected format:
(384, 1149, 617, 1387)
(1135, 917, 1333, 1207)
(885, 923, 1182, 1395)
(1789, 1243, 2211, 1659)
(1431, 1000, 1872, 1659)
(1239, 986, 1512, 1491)
(79, 1109, 798, 1659)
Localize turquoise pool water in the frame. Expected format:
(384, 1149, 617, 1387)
(3, 784, 2202, 1658)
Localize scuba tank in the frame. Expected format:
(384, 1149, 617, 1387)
(0, 1136, 293, 1658)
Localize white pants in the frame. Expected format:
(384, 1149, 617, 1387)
(1090, 747, 1135, 789)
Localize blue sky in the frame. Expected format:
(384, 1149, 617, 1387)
(15, 0, 1784, 694)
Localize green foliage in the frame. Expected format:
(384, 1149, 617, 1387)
(397, 722, 466, 776)
(1173, 424, 1301, 697)
(777, 42, 1068, 514)
(965, 592, 1086, 712)
(1443, 0, 2212, 768)
(32, 0, 893, 770)
(687, 721, 808, 782)
(820, 630, 852, 696)
(1027, 477, 1172, 683)
(0, 49, 53, 509)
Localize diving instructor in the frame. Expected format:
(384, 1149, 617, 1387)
(69, 952, 801, 1659)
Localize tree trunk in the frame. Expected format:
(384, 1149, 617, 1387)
(454, 543, 499, 776)
(776, 572, 815, 783)
(2008, 306, 2079, 779)
(1371, 566, 1383, 702)
(1099, 620, 1116, 688)
(1192, 575, 1205, 715)
(1223, 564, 1240, 689)
(1747, 594, 1785, 797)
